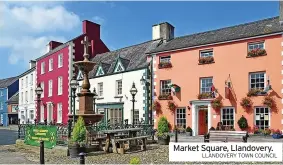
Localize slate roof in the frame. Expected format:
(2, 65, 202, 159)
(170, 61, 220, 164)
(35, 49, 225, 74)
(18, 67, 36, 78)
(149, 16, 283, 54)
(6, 92, 19, 104)
(0, 76, 19, 88)
(89, 39, 162, 78)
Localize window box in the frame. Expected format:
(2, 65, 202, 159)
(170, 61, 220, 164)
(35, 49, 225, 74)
(198, 56, 214, 64)
(158, 62, 172, 69)
(197, 92, 213, 100)
(247, 48, 267, 57)
(158, 94, 173, 100)
(247, 88, 265, 97)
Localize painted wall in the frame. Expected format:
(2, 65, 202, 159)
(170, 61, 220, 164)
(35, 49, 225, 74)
(18, 70, 36, 124)
(8, 80, 19, 99)
(76, 69, 147, 124)
(0, 88, 8, 126)
(36, 45, 71, 124)
(153, 34, 283, 132)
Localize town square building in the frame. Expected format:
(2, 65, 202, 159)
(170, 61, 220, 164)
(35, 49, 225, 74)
(148, 14, 283, 135)
(6, 92, 19, 125)
(35, 20, 109, 124)
(18, 61, 36, 124)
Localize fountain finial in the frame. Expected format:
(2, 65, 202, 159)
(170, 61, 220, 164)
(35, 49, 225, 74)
(81, 36, 91, 61)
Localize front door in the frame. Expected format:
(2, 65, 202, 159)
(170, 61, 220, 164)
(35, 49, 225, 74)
(198, 110, 208, 135)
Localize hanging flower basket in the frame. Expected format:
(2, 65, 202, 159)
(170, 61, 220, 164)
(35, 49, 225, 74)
(240, 97, 253, 109)
(211, 98, 223, 110)
(247, 88, 263, 97)
(262, 96, 275, 108)
(247, 48, 267, 57)
(197, 92, 213, 99)
(158, 62, 172, 69)
(153, 101, 162, 114)
(198, 56, 214, 64)
(158, 94, 173, 100)
(167, 101, 177, 113)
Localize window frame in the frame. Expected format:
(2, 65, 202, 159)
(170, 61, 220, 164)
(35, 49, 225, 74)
(98, 82, 103, 97)
(41, 62, 45, 74)
(40, 82, 44, 98)
(248, 41, 265, 51)
(133, 109, 140, 124)
(57, 103, 62, 123)
(30, 88, 33, 102)
(175, 107, 186, 129)
(58, 76, 63, 95)
(48, 80, 53, 97)
(159, 56, 171, 64)
(116, 80, 122, 96)
(25, 76, 28, 88)
(49, 58, 53, 71)
(254, 107, 270, 130)
(30, 74, 33, 85)
(200, 49, 213, 58)
(58, 54, 63, 68)
(249, 71, 266, 91)
(221, 107, 235, 129)
(0, 102, 3, 110)
(200, 77, 213, 94)
(160, 79, 171, 96)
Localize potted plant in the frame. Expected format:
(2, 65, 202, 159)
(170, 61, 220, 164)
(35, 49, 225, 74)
(153, 101, 161, 114)
(185, 126, 192, 136)
(157, 116, 171, 145)
(211, 98, 223, 110)
(247, 88, 262, 97)
(263, 96, 275, 108)
(68, 116, 87, 158)
(263, 128, 272, 136)
(167, 101, 177, 113)
(240, 97, 253, 109)
(199, 56, 214, 64)
(272, 129, 282, 139)
(247, 48, 267, 57)
(237, 116, 248, 130)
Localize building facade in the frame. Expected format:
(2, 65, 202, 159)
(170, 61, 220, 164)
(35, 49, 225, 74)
(76, 38, 162, 125)
(148, 16, 283, 135)
(0, 77, 19, 126)
(35, 20, 109, 124)
(18, 61, 36, 124)
(7, 92, 19, 125)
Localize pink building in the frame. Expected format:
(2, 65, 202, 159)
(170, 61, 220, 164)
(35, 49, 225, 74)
(35, 20, 109, 124)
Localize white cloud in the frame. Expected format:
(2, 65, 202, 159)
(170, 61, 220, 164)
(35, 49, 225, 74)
(0, 2, 80, 66)
(92, 16, 105, 25)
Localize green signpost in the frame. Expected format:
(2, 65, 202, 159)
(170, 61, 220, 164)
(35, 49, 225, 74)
(24, 125, 57, 149)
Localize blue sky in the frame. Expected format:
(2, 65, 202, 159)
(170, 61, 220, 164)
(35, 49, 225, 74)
(0, 1, 279, 79)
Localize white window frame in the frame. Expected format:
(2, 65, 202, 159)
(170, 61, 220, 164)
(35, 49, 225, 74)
(58, 77, 63, 95)
(254, 107, 270, 130)
(160, 56, 171, 63)
(200, 77, 213, 94)
(40, 105, 44, 122)
(249, 72, 266, 90)
(116, 80, 122, 96)
(160, 80, 171, 95)
(21, 92, 23, 104)
(248, 42, 265, 51)
(96, 66, 104, 76)
(108, 108, 122, 125)
(176, 107, 186, 129)
(133, 109, 139, 124)
(48, 80, 53, 97)
(200, 50, 213, 57)
(30, 110, 34, 121)
(98, 82, 103, 97)
(114, 62, 124, 73)
(58, 54, 63, 68)
(21, 79, 24, 89)
(25, 76, 28, 88)
(30, 74, 33, 85)
(30, 88, 33, 102)
(57, 103, 62, 123)
(25, 91, 28, 103)
(221, 107, 235, 129)
(41, 82, 44, 98)
(41, 62, 45, 74)
(49, 58, 53, 71)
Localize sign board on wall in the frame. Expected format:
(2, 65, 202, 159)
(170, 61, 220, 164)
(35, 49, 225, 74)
(24, 125, 57, 149)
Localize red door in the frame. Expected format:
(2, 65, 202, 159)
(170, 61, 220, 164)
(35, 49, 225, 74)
(198, 110, 208, 135)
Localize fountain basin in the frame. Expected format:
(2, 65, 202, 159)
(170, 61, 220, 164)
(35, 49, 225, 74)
(68, 114, 104, 126)
(74, 61, 96, 73)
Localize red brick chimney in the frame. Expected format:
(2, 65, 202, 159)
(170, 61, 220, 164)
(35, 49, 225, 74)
(48, 41, 63, 51)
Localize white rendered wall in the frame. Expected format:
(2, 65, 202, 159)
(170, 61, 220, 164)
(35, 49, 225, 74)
(76, 69, 147, 124)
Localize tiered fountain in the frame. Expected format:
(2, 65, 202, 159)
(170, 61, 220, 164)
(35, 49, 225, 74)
(69, 36, 104, 125)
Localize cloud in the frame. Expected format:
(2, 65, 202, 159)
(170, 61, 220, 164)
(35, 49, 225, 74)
(92, 16, 106, 25)
(0, 2, 80, 66)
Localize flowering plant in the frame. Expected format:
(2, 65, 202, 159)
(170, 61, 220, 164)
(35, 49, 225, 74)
(211, 98, 223, 110)
(199, 56, 214, 64)
(158, 94, 173, 100)
(240, 97, 253, 109)
(247, 88, 262, 97)
(197, 92, 213, 99)
(262, 96, 275, 108)
(272, 129, 282, 135)
(167, 101, 177, 113)
(158, 62, 172, 69)
(247, 48, 267, 57)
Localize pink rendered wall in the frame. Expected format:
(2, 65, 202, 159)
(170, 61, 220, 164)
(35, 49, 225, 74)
(153, 35, 283, 132)
(36, 46, 70, 124)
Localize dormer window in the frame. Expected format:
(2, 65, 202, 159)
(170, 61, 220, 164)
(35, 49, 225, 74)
(114, 61, 124, 73)
(96, 66, 105, 76)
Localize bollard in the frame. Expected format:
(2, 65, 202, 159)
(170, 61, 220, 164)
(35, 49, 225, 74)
(79, 152, 85, 164)
(40, 141, 45, 164)
(175, 126, 178, 142)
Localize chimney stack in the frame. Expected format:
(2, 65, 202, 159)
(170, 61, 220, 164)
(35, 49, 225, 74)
(152, 22, 174, 42)
(82, 20, 101, 39)
(280, 1, 283, 26)
(29, 60, 36, 69)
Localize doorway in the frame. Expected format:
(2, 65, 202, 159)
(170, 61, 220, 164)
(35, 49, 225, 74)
(198, 109, 208, 135)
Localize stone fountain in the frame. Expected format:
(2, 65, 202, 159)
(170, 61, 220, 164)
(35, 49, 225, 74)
(69, 36, 104, 125)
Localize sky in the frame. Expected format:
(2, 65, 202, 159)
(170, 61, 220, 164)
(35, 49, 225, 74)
(0, 1, 279, 79)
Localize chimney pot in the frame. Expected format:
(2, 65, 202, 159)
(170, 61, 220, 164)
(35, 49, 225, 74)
(29, 60, 36, 69)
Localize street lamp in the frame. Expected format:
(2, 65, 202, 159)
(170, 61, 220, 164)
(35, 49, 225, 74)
(35, 84, 43, 124)
(93, 87, 98, 113)
(130, 82, 138, 127)
(70, 77, 79, 125)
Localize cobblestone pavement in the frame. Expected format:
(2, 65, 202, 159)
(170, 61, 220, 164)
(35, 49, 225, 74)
(0, 147, 36, 164)
(0, 129, 17, 145)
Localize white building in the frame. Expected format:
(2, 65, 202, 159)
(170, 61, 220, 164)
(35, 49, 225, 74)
(76, 39, 162, 125)
(18, 60, 36, 124)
